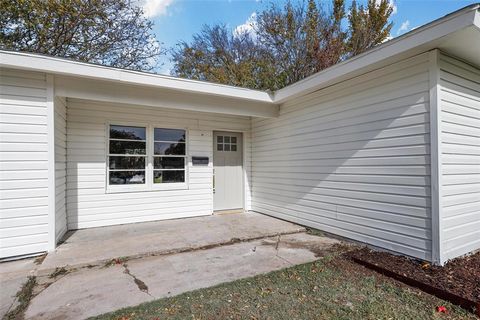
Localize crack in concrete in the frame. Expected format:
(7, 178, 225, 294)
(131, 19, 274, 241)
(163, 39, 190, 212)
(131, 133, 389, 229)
(36, 230, 306, 276)
(122, 264, 153, 298)
(272, 235, 295, 266)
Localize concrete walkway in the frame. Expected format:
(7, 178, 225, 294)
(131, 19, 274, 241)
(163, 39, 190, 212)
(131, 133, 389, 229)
(39, 212, 305, 272)
(1, 213, 340, 319)
(26, 233, 339, 319)
(0, 257, 37, 319)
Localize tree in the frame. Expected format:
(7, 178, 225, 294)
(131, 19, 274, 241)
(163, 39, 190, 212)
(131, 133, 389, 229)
(172, 0, 393, 90)
(347, 0, 394, 57)
(172, 25, 276, 90)
(255, 0, 347, 87)
(0, 0, 163, 71)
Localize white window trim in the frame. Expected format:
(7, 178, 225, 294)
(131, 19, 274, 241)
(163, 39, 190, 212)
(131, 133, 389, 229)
(105, 121, 188, 193)
(150, 124, 188, 191)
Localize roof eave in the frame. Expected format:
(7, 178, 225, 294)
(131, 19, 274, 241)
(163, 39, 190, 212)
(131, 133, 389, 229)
(0, 50, 274, 104)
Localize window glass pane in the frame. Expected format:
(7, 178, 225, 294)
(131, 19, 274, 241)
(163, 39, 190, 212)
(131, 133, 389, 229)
(217, 136, 223, 143)
(109, 171, 145, 185)
(153, 170, 185, 183)
(224, 136, 230, 143)
(224, 144, 230, 151)
(231, 137, 237, 143)
(109, 140, 146, 154)
(154, 128, 185, 142)
(217, 143, 223, 151)
(231, 145, 237, 151)
(154, 157, 185, 169)
(109, 156, 145, 169)
(154, 142, 185, 155)
(110, 125, 145, 140)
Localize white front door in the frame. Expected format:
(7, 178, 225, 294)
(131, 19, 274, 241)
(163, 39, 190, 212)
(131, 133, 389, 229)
(213, 131, 243, 211)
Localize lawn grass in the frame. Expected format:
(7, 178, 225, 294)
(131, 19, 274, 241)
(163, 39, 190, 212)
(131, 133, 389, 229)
(92, 253, 476, 320)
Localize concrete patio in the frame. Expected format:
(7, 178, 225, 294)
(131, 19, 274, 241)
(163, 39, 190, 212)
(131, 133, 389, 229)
(38, 212, 306, 272)
(1, 213, 340, 319)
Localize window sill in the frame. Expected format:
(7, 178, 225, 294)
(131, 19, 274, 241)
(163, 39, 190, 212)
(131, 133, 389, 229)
(106, 183, 189, 194)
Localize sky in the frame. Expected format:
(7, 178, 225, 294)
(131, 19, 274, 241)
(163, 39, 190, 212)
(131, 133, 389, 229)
(140, 0, 478, 75)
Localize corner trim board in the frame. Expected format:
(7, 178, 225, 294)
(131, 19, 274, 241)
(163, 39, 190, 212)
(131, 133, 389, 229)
(428, 49, 443, 265)
(46, 74, 56, 251)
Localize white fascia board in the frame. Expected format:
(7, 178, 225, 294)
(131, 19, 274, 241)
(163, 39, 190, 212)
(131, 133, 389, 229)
(55, 76, 278, 118)
(0, 51, 273, 104)
(273, 4, 480, 104)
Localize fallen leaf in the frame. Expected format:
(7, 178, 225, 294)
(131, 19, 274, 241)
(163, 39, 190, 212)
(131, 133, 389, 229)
(436, 306, 447, 313)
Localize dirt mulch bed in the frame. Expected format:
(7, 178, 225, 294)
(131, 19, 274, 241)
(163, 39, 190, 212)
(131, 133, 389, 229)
(347, 248, 480, 315)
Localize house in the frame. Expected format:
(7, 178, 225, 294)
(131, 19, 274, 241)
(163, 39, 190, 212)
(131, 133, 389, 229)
(1, 4, 479, 265)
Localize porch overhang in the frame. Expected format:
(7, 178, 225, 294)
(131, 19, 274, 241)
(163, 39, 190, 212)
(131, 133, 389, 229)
(53, 75, 278, 118)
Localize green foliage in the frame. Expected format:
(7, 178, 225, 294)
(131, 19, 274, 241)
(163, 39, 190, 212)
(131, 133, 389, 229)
(347, 0, 394, 56)
(0, 0, 163, 71)
(172, 25, 275, 91)
(173, 0, 394, 91)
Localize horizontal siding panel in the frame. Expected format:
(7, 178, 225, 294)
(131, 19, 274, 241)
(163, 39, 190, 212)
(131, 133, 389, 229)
(0, 215, 48, 228)
(0, 85, 46, 98)
(0, 68, 49, 259)
(0, 123, 47, 134)
(0, 242, 48, 259)
(0, 224, 49, 239)
(0, 104, 47, 116)
(0, 133, 47, 143)
(68, 201, 212, 221)
(252, 54, 432, 261)
(0, 170, 48, 180)
(252, 173, 430, 186)
(0, 233, 48, 248)
(0, 142, 48, 152)
(252, 189, 429, 218)
(69, 211, 211, 230)
(439, 53, 480, 262)
(443, 202, 479, 218)
(0, 179, 48, 190)
(0, 206, 48, 220)
(0, 161, 48, 171)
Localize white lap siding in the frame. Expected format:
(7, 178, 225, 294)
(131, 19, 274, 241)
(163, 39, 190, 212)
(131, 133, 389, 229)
(66, 99, 251, 229)
(438, 53, 480, 262)
(54, 97, 67, 241)
(252, 53, 433, 261)
(0, 68, 50, 258)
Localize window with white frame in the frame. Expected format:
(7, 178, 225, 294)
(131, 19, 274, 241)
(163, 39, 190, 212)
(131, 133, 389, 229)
(108, 125, 187, 188)
(153, 128, 186, 183)
(108, 125, 147, 185)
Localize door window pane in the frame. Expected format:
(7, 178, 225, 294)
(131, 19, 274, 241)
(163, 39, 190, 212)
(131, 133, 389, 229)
(216, 135, 238, 152)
